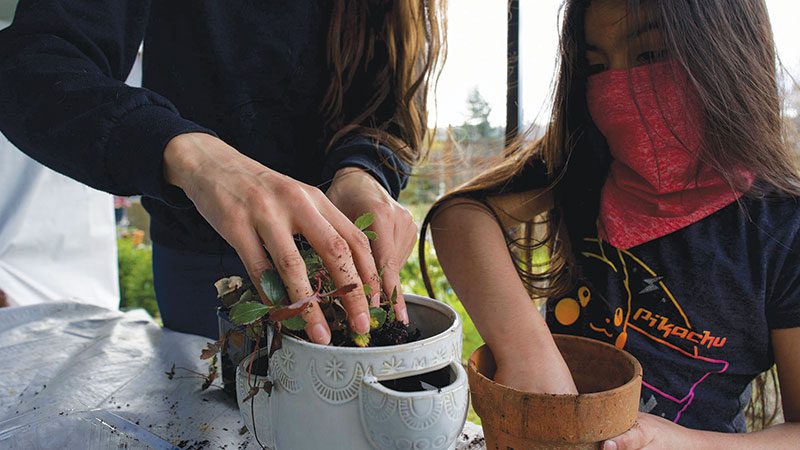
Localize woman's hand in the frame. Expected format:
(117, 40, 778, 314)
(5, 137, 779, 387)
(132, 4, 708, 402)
(325, 167, 416, 323)
(604, 413, 698, 450)
(163, 133, 379, 344)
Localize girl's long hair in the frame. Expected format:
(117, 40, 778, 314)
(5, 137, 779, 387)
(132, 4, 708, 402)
(423, 0, 800, 299)
(422, 0, 796, 429)
(323, 0, 447, 166)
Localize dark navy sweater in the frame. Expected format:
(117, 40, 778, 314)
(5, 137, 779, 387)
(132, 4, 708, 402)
(0, 1, 409, 253)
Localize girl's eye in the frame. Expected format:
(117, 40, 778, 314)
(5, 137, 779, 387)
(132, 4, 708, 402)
(588, 63, 606, 75)
(636, 49, 669, 65)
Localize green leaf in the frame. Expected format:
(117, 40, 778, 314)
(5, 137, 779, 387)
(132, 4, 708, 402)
(301, 248, 323, 273)
(245, 322, 263, 341)
(354, 212, 374, 231)
(387, 286, 398, 323)
(239, 289, 256, 304)
(352, 332, 371, 347)
(363, 284, 372, 298)
(387, 304, 396, 323)
(363, 230, 378, 241)
(230, 301, 271, 325)
(260, 270, 288, 304)
(369, 307, 387, 330)
(281, 315, 307, 331)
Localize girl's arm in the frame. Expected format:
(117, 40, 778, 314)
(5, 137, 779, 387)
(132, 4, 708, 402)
(431, 191, 577, 394)
(606, 327, 800, 450)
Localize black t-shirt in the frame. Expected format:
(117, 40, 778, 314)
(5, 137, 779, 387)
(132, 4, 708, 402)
(544, 188, 800, 432)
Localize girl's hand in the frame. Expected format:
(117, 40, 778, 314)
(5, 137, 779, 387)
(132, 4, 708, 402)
(164, 133, 378, 345)
(325, 167, 416, 323)
(604, 413, 698, 450)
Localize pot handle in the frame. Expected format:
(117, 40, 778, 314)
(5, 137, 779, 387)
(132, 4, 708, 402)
(359, 362, 469, 450)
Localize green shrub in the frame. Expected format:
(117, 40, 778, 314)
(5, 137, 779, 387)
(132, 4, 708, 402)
(401, 242, 484, 364)
(117, 237, 159, 319)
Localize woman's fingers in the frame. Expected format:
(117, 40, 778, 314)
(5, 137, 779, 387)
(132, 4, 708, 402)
(370, 224, 408, 323)
(603, 419, 652, 450)
(299, 208, 372, 335)
(226, 226, 273, 303)
(379, 258, 408, 323)
(257, 222, 330, 345)
(373, 208, 417, 323)
(319, 202, 382, 306)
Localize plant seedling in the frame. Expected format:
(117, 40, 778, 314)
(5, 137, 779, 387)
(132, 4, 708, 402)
(198, 213, 420, 394)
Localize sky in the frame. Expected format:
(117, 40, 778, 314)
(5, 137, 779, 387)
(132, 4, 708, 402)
(433, 0, 800, 128)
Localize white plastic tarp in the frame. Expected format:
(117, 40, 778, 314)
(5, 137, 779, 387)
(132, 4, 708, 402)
(0, 303, 486, 449)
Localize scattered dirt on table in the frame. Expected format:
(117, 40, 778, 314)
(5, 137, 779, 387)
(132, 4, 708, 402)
(177, 439, 210, 449)
(470, 436, 486, 447)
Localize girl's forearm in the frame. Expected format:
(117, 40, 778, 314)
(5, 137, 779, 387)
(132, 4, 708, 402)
(431, 200, 577, 393)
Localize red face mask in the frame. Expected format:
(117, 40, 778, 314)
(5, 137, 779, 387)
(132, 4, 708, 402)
(586, 60, 752, 249)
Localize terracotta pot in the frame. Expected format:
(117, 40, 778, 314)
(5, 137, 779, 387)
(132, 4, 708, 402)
(468, 334, 642, 450)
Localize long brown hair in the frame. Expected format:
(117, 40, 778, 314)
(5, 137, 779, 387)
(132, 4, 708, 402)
(323, 0, 447, 167)
(423, 0, 800, 300)
(422, 0, 796, 429)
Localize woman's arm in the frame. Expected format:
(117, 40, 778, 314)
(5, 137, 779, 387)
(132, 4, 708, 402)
(0, 0, 210, 204)
(431, 191, 577, 394)
(606, 328, 800, 450)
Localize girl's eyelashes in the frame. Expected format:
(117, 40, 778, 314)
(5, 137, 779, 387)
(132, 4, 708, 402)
(636, 49, 669, 66)
(588, 63, 606, 75)
(585, 49, 668, 76)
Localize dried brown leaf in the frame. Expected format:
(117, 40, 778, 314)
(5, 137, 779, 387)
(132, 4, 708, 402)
(165, 364, 176, 380)
(242, 386, 260, 403)
(200, 335, 226, 360)
(201, 372, 217, 391)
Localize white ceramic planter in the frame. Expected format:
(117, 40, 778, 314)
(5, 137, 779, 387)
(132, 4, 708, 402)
(236, 295, 469, 450)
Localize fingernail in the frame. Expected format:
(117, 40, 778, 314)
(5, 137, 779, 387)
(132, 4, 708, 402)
(308, 323, 330, 344)
(603, 441, 617, 450)
(353, 312, 371, 334)
(397, 307, 409, 324)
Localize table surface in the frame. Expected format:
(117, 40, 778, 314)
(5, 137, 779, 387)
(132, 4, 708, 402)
(0, 303, 486, 450)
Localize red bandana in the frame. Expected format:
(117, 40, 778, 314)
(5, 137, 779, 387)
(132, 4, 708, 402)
(586, 61, 752, 249)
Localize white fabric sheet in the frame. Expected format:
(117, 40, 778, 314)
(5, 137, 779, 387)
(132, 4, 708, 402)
(0, 135, 120, 308)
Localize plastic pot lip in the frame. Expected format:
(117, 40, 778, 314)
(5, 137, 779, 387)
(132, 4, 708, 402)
(467, 335, 643, 401)
(278, 294, 462, 354)
(217, 306, 227, 319)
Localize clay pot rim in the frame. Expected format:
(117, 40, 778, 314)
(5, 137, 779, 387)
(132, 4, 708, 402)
(468, 334, 643, 400)
(280, 294, 461, 354)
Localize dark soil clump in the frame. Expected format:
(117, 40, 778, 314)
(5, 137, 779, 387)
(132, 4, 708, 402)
(370, 320, 421, 347)
(322, 318, 421, 347)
